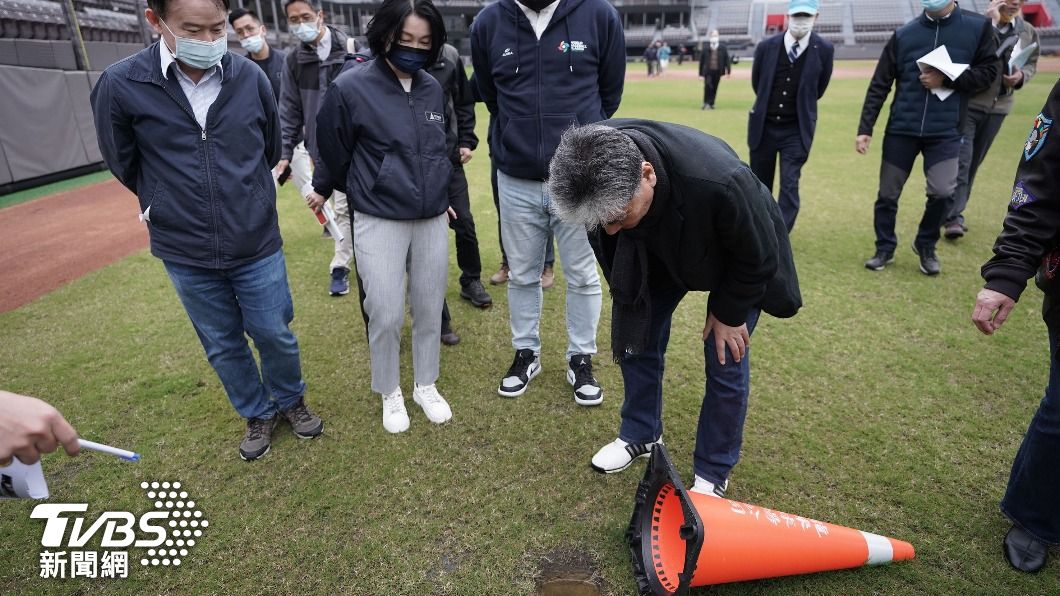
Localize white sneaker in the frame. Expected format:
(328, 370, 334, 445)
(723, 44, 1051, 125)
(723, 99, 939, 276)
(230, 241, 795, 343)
(413, 383, 452, 424)
(590, 437, 661, 474)
(381, 388, 410, 433)
(690, 475, 728, 498)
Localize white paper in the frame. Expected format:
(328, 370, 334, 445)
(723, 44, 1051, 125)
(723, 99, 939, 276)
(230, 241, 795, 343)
(916, 45, 969, 101)
(1009, 41, 1037, 73)
(0, 459, 50, 499)
(319, 202, 345, 243)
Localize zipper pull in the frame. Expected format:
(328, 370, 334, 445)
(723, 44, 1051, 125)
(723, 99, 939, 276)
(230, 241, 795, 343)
(201, 129, 206, 141)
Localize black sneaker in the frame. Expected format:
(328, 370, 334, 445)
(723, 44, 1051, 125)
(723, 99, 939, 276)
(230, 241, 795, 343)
(911, 243, 941, 276)
(864, 251, 894, 271)
(330, 267, 350, 296)
(239, 417, 277, 461)
(279, 398, 323, 439)
(460, 279, 493, 308)
(498, 349, 541, 397)
(567, 354, 603, 406)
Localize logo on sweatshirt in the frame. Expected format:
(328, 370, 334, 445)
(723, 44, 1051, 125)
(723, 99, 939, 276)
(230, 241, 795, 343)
(425, 111, 444, 123)
(1024, 112, 1052, 161)
(557, 40, 588, 53)
(502, 47, 514, 57)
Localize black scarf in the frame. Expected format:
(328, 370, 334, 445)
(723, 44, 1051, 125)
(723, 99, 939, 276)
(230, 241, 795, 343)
(609, 129, 669, 362)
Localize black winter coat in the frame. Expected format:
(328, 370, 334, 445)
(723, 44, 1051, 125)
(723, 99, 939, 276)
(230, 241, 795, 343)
(591, 118, 801, 326)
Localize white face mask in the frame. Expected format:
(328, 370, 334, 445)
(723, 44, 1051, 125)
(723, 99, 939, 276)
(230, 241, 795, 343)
(788, 16, 814, 39)
(709, 36, 719, 46)
(240, 34, 265, 54)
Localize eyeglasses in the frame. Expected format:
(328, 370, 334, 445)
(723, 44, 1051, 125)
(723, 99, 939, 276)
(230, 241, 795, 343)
(287, 14, 318, 25)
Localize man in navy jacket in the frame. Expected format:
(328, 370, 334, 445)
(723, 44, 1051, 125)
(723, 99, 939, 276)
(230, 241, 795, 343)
(748, 0, 833, 232)
(91, 0, 323, 462)
(857, 0, 998, 276)
(470, 0, 624, 406)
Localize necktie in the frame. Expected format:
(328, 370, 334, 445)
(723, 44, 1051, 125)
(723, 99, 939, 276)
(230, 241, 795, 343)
(789, 39, 800, 63)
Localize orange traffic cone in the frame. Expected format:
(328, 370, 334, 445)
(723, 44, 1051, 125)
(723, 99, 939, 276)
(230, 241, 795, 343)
(627, 445, 915, 594)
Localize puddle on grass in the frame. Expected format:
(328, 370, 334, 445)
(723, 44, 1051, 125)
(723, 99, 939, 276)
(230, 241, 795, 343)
(534, 548, 602, 596)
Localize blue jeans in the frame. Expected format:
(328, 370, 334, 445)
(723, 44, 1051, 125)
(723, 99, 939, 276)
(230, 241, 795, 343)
(618, 283, 760, 484)
(497, 171, 602, 358)
(1000, 299, 1060, 545)
(163, 250, 306, 420)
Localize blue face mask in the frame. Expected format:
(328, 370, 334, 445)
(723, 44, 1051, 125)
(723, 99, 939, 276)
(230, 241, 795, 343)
(921, 0, 951, 11)
(291, 20, 320, 43)
(160, 18, 227, 70)
(387, 45, 431, 74)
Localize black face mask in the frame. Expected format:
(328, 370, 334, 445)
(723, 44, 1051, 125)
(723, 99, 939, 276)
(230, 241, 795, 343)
(521, 0, 554, 12)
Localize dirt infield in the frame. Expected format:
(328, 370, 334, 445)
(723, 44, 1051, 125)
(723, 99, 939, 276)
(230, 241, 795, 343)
(0, 178, 146, 313)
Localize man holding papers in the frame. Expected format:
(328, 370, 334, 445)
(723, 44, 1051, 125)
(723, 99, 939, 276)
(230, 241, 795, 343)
(857, 0, 998, 276)
(943, 0, 1040, 240)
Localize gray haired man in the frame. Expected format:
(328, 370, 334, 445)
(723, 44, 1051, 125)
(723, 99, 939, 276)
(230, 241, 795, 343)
(548, 120, 801, 496)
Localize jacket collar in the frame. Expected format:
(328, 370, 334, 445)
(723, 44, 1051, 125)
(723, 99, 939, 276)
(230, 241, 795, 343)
(920, 4, 962, 27)
(373, 55, 425, 91)
(500, 0, 582, 28)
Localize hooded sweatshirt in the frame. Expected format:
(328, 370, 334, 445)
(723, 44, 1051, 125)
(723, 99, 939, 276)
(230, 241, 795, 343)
(470, 0, 625, 180)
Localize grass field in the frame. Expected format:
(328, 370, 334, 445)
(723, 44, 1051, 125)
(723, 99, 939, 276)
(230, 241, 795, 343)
(1, 61, 1058, 594)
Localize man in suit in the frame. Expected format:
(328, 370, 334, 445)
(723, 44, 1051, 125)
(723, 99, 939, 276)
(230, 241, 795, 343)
(699, 29, 730, 109)
(748, 0, 834, 232)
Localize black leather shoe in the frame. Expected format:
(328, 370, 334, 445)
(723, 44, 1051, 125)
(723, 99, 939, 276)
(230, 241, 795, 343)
(1003, 525, 1049, 573)
(440, 330, 460, 346)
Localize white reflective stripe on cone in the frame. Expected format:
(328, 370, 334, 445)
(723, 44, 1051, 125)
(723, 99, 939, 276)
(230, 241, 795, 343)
(860, 531, 895, 565)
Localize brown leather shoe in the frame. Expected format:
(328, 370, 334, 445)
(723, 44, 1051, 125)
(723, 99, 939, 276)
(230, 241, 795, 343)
(541, 264, 555, 289)
(489, 264, 509, 285)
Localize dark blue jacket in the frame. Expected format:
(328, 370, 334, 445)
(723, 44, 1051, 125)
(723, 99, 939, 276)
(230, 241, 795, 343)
(470, 0, 625, 180)
(91, 43, 282, 269)
(313, 58, 451, 221)
(858, 8, 999, 139)
(749, 32, 834, 152)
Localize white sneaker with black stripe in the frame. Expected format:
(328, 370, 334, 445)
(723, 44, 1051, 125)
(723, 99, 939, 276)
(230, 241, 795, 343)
(590, 437, 661, 474)
(567, 354, 603, 406)
(690, 475, 728, 498)
(498, 349, 541, 397)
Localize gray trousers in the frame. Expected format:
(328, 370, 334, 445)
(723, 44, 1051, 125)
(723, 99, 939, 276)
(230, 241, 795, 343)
(353, 210, 449, 394)
(945, 109, 1008, 227)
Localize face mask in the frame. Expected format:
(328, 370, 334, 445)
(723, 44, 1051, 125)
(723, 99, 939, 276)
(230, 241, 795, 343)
(921, 0, 951, 11)
(291, 20, 320, 43)
(160, 18, 227, 70)
(788, 16, 814, 38)
(709, 37, 719, 45)
(240, 34, 264, 54)
(387, 45, 431, 74)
